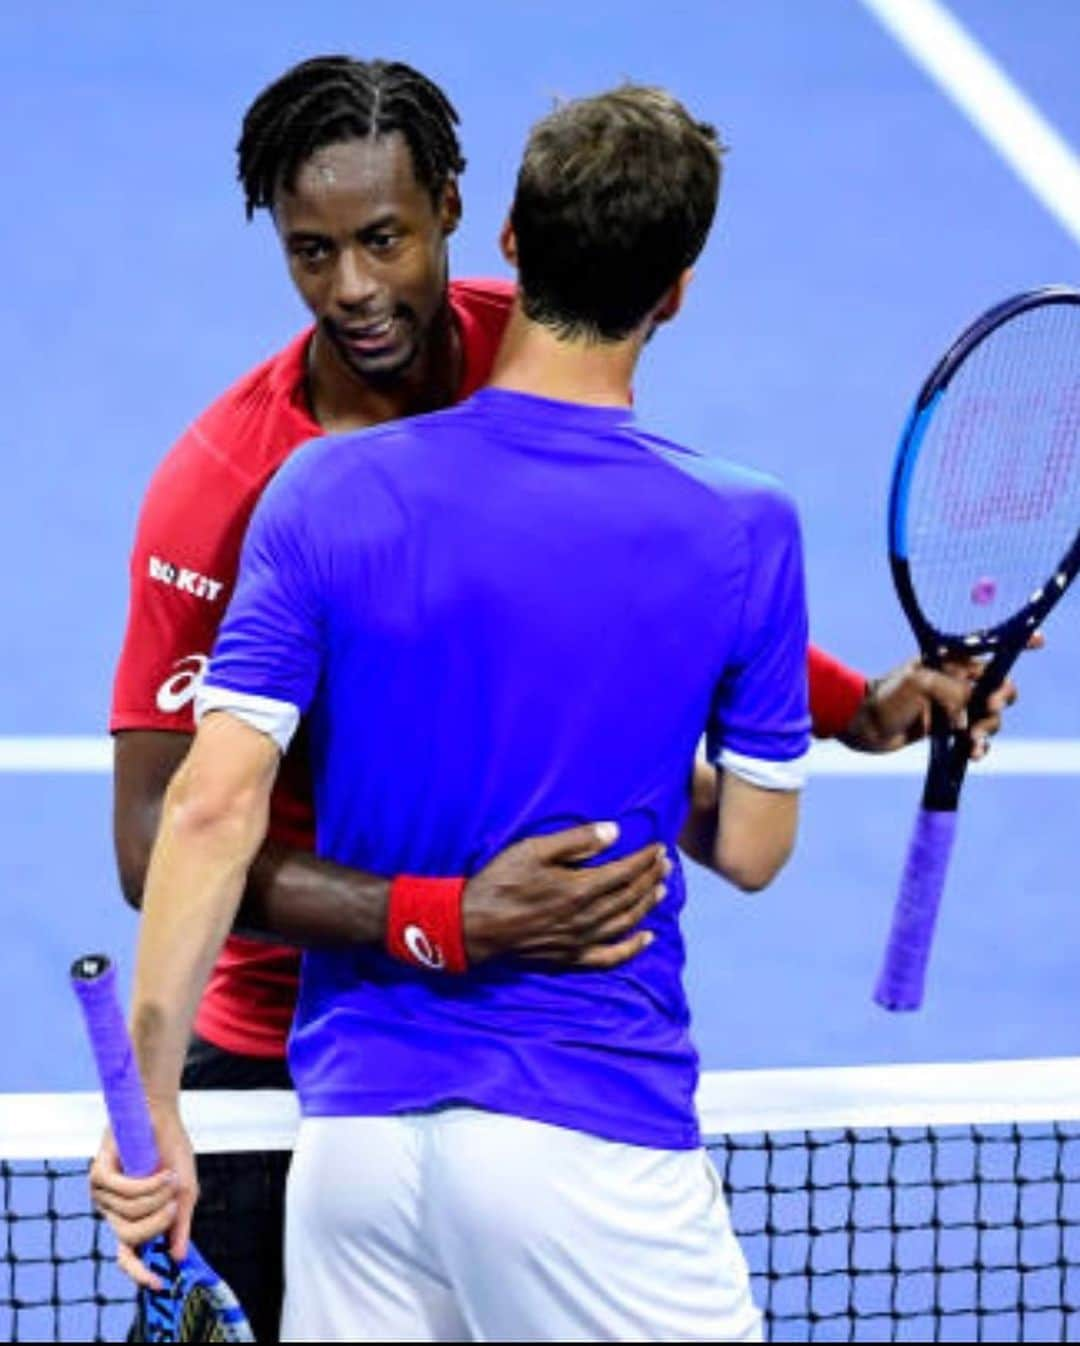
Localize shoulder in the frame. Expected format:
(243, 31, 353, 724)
(258, 428, 402, 521)
(264, 408, 468, 530)
(640, 433, 801, 536)
(135, 331, 315, 541)
(449, 275, 515, 319)
(192, 329, 314, 476)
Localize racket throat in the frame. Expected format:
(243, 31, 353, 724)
(921, 706, 969, 811)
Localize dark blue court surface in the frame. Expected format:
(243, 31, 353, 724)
(1, 1, 1077, 1092)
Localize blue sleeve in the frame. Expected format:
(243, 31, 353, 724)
(706, 487, 811, 787)
(198, 459, 324, 746)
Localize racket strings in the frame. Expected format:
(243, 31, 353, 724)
(905, 301, 1080, 639)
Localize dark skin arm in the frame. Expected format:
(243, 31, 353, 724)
(679, 656, 1031, 866)
(114, 731, 668, 970)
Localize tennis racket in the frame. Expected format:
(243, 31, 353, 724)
(71, 954, 255, 1342)
(874, 285, 1080, 1012)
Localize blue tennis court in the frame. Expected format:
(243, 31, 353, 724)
(3, 4, 1080, 1342)
(1, 0, 1077, 1092)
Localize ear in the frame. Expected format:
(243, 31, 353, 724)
(499, 216, 518, 266)
(439, 177, 463, 237)
(652, 268, 693, 327)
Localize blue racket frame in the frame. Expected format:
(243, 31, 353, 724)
(876, 285, 1080, 1008)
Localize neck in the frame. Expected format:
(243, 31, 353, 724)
(487, 301, 640, 408)
(305, 301, 461, 434)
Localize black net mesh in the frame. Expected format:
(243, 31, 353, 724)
(3, 1122, 1078, 1342)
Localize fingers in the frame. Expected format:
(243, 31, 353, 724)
(90, 1161, 176, 1203)
(967, 676, 1018, 759)
(575, 843, 669, 900)
(571, 862, 667, 942)
(530, 821, 619, 863)
(90, 1134, 180, 1254)
(117, 1239, 164, 1293)
(914, 666, 971, 729)
(95, 1194, 178, 1250)
(92, 1175, 178, 1225)
(576, 894, 662, 947)
(572, 930, 655, 971)
(90, 1119, 196, 1286)
(169, 1183, 195, 1263)
(983, 678, 1018, 717)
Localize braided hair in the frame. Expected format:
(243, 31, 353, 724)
(238, 55, 466, 218)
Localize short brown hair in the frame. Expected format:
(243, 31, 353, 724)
(510, 85, 724, 342)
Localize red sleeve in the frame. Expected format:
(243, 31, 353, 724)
(110, 427, 253, 734)
(807, 644, 869, 739)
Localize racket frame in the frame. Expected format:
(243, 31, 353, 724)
(888, 285, 1080, 808)
(876, 285, 1080, 1010)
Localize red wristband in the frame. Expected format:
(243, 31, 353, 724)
(808, 645, 869, 739)
(386, 875, 469, 974)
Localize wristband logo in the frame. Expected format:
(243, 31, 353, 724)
(156, 654, 209, 713)
(403, 924, 446, 971)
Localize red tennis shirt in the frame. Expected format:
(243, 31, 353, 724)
(111, 275, 866, 1059)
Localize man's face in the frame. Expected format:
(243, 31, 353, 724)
(274, 133, 460, 380)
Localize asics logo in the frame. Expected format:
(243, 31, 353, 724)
(149, 555, 225, 604)
(156, 654, 209, 713)
(403, 925, 445, 971)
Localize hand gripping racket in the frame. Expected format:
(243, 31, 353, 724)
(874, 285, 1080, 1011)
(71, 954, 255, 1342)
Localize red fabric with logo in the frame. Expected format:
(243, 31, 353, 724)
(385, 876, 469, 974)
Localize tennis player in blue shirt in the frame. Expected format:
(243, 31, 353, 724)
(112, 85, 808, 1340)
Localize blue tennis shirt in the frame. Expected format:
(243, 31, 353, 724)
(199, 387, 810, 1149)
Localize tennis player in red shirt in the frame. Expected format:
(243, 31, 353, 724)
(97, 56, 1020, 1340)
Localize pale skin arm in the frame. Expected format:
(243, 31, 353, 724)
(96, 711, 280, 1288)
(678, 651, 1027, 872)
(679, 763, 798, 891)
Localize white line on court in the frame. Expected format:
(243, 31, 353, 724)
(859, 0, 1080, 247)
(1, 736, 1079, 776)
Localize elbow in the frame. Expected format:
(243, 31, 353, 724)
(120, 869, 146, 911)
(714, 836, 795, 893)
(163, 764, 270, 855)
(723, 863, 781, 894)
(115, 834, 151, 911)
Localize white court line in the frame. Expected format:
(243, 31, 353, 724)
(1, 736, 1078, 776)
(860, 0, 1080, 247)
(0, 737, 113, 772)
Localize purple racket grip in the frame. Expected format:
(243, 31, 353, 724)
(70, 954, 161, 1178)
(873, 809, 958, 1012)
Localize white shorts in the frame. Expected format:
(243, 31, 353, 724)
(281, 1109, 761, 1343)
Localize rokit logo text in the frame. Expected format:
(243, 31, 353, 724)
(149, 555, 225, 603)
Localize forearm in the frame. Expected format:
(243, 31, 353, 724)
(713, 776, 798, 891)
(681, 758, 798, 889)
(116, 730, 389, 948)
(131, 765, 271, 1100)
(678, 760, 722, 867)
(236, 841, 388, 947)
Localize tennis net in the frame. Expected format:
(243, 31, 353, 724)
(3, 1058, 1078, 1341)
